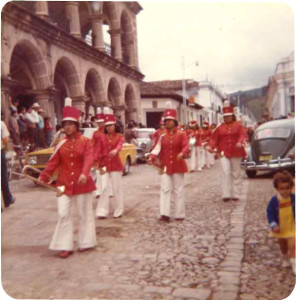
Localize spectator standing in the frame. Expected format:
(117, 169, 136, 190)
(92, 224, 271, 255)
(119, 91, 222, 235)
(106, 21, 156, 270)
(116, 115, 124, 134)
(124, 123, 137, 144)
(1, 119, 16, 208)
(18, 107, 28, 146)
(267, 171, 295, 274)
(44, 116, 53, 146)
(8, 110, 21, 146)
(10, 97, 19, 113)
(31, 103, 41, 148)
(38, 109, 47, 147)
(25, 107, 36, 150)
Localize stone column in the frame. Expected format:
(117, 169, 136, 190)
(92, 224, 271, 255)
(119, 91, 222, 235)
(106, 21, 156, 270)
(65, 1, 82, 39)
(108, 29, 122, 61)
(1, 77, 13, 125)
(35, 1, 49, 20)
(72, 96, 88, 115)
(90, 14, 105, 51)
(113, 104, 126, 126)
(124, 42, 135, 68)
(32, 90, 52, 116)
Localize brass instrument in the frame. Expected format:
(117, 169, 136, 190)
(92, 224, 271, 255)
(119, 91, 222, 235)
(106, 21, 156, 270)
(22, 165, 65, 197)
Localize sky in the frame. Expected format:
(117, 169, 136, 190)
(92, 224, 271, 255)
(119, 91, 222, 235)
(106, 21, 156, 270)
(136, 1, 294, 93)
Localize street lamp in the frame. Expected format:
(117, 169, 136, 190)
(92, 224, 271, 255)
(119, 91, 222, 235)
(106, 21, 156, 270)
(182, 56, 199, 125)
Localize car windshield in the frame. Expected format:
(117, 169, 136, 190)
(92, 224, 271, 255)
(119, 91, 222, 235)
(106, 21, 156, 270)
(255, 127, 290, 140)
(137, 131, 153, 138)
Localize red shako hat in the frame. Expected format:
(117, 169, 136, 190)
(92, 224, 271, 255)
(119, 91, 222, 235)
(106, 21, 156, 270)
(95, 107, 105, 123)
(202, 121, 209, 127)
(164, 101, 177, 120)
(223, 100, 234, 116)
(189, 120, 197, 127)
(62, 97, 80, 123)
(104, 107, 116, 125)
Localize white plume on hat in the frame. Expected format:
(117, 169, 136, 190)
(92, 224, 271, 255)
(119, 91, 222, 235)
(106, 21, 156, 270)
(96, 107, 102, 114)
(223, 100, 230, 107)
(64, 97, 72, 107)
(165, 101, 173, 108)
(103, 107, 109, 114)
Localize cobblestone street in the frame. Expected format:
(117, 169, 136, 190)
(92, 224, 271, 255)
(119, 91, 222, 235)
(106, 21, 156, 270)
(2, 161, 295, 300)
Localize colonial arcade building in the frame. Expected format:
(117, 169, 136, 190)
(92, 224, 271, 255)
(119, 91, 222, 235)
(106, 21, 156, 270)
(1, 1, 144, 125)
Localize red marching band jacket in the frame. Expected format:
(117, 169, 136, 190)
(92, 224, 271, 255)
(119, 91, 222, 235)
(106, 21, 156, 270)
(190, 129, 202, 147)
(210, 121, 247, 158)
(201, 128, 212, 146)
(92, 127, 105, 168)
(100, 132, 124, 172)
(39, 132, 96, 196)
(151, 128, 166, 147)
(151, 128, 189, 174)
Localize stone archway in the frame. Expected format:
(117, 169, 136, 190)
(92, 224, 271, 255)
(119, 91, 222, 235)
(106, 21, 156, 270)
(124, 84, 137, 122)
(85, 68, 105, 116)
(8, 39, 50, 112)
(107, 76, 125, 122)
(53, 57, 82, 122)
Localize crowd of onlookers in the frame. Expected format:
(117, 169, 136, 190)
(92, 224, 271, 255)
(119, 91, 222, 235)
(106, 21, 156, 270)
(6, 98, 55, 152)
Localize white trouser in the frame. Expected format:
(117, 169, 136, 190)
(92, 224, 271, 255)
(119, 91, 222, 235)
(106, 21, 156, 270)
(160, 173, 185, 218)
(220, 156, 242, 199)
(204, 149, 211, 168)
(190, 147, 196, 171)
(200, 148, 205, 168)
(190, 147, 203, 171)
(49, 192, 97, 251)
(96, 171, 123, 218)
(95, 170, 108, 196)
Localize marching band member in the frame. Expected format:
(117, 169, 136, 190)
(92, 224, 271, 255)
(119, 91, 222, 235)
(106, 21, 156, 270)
(209, 102, 247, 202)
(149, 102, 189, 222)
(92, 107, 108, 202)
(39, 98, 97, 258)
(97, 110, 125, 219)
(188, 120, 202, 172)
(201, 121, 212, 169)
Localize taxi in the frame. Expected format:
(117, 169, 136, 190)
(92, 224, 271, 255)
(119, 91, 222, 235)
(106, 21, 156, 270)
(25, 128, 136, 177)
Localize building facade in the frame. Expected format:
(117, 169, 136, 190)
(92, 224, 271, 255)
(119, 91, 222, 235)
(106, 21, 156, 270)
(265, 51, 294, 119)
(1, 1, 144, 125)
(140, 81, 203, 128)
(196, 80, 224, 125)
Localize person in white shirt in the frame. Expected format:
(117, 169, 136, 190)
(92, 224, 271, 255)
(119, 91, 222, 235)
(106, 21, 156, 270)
(31, 103, 41, 148)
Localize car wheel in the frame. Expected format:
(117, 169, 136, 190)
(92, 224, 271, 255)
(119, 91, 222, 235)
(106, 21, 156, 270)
(123, 157, 131, 176)
(246, 170, 257, 178)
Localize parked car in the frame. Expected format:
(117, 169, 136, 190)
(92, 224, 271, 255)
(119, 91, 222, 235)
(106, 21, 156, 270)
(134, 128, 155, 162)
(241, 118, 295, 178)
(25, 128, 136, 178)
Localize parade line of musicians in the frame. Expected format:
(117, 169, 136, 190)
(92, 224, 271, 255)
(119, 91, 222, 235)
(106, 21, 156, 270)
(39, 98, 247, 258)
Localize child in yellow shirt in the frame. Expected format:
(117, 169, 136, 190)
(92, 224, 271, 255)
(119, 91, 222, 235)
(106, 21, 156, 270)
(267, 171, 295, 274)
